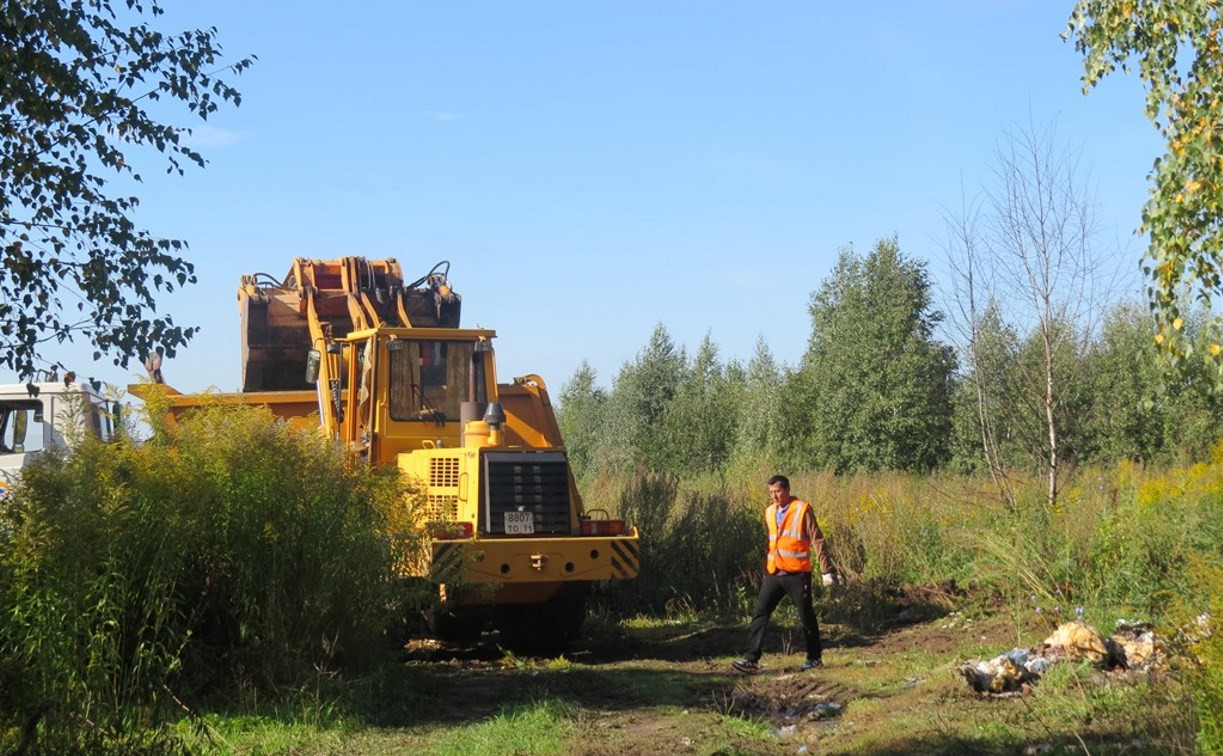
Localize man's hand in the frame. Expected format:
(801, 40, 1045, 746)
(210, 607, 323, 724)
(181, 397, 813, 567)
(821, 573, 836, 587)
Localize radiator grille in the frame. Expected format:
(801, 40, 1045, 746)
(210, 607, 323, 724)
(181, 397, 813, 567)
(482, 450, 571, 535)
(426, 456, 460, 522)
(427, 496, 458, 521)
(430, 457, 460, 488)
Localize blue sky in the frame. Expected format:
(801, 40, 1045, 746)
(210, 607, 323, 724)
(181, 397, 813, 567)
(13, 1, 1162, 394)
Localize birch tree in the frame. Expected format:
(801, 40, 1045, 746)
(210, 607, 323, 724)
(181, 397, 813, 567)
(0, 0, 253, 380)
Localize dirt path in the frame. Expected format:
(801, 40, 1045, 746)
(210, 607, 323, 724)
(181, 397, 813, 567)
(394, 612, 1056, 754)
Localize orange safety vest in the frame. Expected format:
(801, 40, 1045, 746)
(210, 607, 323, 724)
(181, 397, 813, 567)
(766, 498, 812, 574)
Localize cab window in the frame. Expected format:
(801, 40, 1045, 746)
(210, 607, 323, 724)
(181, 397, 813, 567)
(0, 401, 45, 455)
(388, 340, 474, 422)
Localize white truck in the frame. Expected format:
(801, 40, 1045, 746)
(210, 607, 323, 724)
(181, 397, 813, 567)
(0, 380, 117, 500)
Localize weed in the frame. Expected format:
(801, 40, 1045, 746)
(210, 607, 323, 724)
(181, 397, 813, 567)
(546, 655, 574, 671)
(1166, 555, 1223, 751)
(716, 712, 774, 741)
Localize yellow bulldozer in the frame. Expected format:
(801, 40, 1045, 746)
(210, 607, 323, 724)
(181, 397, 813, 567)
(134, 257, 639, 650)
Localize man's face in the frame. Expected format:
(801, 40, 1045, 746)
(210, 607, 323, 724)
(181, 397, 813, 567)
(768, 482, 789, 505)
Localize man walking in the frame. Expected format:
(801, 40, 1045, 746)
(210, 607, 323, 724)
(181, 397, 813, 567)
(732, 475, 835, 674)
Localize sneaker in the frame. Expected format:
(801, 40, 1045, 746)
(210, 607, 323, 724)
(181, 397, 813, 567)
(800, 658, 824, 671)
(731, 658, 760, 674)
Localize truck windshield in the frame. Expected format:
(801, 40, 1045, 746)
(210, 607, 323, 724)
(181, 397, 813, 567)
(388, 340, 475, 422)
(0, 401, 45, 455)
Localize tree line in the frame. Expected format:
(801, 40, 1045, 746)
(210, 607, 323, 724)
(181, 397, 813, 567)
(557, 235, 1223, 491)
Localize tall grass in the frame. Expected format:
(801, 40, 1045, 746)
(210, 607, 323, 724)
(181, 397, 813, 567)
(612, 473, 760, 616)
(0, 399, 421, 752)
(599, 457, 1223, 621)
(595, 447, 1223, 747)
(785, 456, 1223, 620)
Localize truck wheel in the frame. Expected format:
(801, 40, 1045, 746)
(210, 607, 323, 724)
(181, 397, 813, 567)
(494, 594, 586, 655)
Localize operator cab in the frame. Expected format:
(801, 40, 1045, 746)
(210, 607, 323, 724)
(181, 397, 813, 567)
(304, 327, 499, 465)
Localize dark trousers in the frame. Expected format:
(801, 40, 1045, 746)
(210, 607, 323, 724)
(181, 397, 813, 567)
(744, 571, 822, 662)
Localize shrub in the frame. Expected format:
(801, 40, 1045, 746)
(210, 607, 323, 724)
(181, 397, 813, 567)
(0, 401, 419, 751)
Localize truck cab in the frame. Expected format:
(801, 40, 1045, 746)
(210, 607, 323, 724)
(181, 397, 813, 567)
(0, 381, 116, 498)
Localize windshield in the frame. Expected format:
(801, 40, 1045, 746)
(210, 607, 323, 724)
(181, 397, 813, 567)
(0, 400, 45, 455)
(388, 340, 475, 422)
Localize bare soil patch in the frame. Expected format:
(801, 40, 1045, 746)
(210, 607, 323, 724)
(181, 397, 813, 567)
(854, 613, 1016, 656)
(727, 672, 857, 727)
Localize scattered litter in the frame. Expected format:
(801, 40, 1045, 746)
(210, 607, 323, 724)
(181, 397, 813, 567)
(1110, 622, 1159, 669)
(960, 620, 1165, 696)
(1023, 743, 1054, 755)
(960, 652, 1036, 694)
(1182, 613, 1214, 644)
(940, 610, 975, 630)
(1043, 621, 1109, 664)
(811, 702, 842, 719)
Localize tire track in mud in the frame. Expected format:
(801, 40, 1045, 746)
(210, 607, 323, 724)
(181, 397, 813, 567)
(728, 672, 862, 733)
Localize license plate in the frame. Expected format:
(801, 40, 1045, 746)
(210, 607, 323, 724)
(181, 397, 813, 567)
(504, 511, 534, 535)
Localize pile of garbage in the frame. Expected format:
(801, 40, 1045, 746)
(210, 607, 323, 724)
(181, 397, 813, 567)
(960, 620, 1160, 695)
